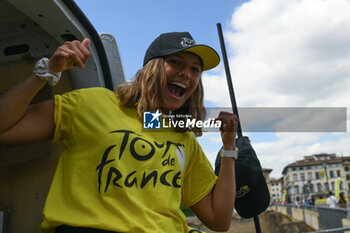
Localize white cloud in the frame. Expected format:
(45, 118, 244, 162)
(202, 71, 231, 107)
(219, 0, 350, 108)
(202, 0, 350, 179)
(252, 132, 350, 178)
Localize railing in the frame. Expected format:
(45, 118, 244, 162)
(271, 204, 350, 232)
(306, 228, 350, 233)
(317, 206, 348, 229)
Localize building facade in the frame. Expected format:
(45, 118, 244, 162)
(270, 178, 283, 203)
(282, 153, 350, 204)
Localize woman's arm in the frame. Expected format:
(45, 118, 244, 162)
(0, 76, 54, 144)
(191, 111, 238, 231)
(0, 39, 90, 145)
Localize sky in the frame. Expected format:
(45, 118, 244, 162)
(74, 0, 350, 179)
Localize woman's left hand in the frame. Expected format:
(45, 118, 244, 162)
(191, 111, 238, 230)
(216, 111, 238, 150)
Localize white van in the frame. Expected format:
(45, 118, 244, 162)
(0, 0, 125, 232)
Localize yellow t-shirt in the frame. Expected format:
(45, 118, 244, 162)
(41, 87, 217, 233)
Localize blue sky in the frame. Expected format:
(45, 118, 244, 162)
(75, 0, 244, 79)
(74, 0, 350, 178)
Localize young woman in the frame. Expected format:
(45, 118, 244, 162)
(0, 32, 238, 233)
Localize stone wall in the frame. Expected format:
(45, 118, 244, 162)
(187, 210, 316, 233)
(260, 210, 315, 233)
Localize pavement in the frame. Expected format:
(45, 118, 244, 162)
(187, 214, 257, 233)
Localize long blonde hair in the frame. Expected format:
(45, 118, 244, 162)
(115, 58, 206, 137)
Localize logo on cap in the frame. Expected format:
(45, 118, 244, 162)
(180, 37, 196, 48)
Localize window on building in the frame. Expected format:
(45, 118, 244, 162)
(292, 167, 296, 171)
(348, 183, 350, 191)
(295, 185, 299, 194)
(331, 182, 335, 191)
(310, 183, 314, 192)
(293, 174, 298, 181)
(300, 173, 305, 181)
(337, 170, 341, 177)
(346, 174, 350, 181)
(330, 170, 334, 178)
(308, 172, 312, 180)
(317, 183, 322, 192)
(300, 167, 304, 170)
(325, 182, 329, 191)
(345, 167, 350, 172)
(316, 172, 320, 179)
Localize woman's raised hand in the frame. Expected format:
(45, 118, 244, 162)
(48, 38, 91, 74)
(217, 111, 238, 150)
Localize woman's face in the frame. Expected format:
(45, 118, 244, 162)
(161, 51, 202, 111)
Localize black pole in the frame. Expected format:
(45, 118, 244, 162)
(217, 23, 261, 233)
(216, 23, 242, 138)
(254, 216, 262, 233)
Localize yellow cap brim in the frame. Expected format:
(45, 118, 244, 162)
(184, 45, 220, 71)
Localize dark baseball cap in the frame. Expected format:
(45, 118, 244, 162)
(143, 32, 220, 71)
(215, 136, 270, 218)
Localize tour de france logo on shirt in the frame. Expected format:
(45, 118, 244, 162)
(143, 110, 161, 129)
(96, 130, 186, 194)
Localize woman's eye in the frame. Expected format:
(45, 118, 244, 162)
(169, 60, 181, 66)
(191, 67, 200, 73)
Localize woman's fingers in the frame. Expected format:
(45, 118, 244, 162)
(48, 39, 91, 73)
(217, 111, 238, 132)
(216, 111, 238, 150)
(81, 38, 91, 64)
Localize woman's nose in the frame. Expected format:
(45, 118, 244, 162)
(178, 66, 191, 80)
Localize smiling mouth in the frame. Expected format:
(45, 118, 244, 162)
(167, 82, 187, 98)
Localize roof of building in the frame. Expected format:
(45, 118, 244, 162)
(281, 153, 350, 174)
(262, 168, 273, 173)
(270, 177, 283, 183)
